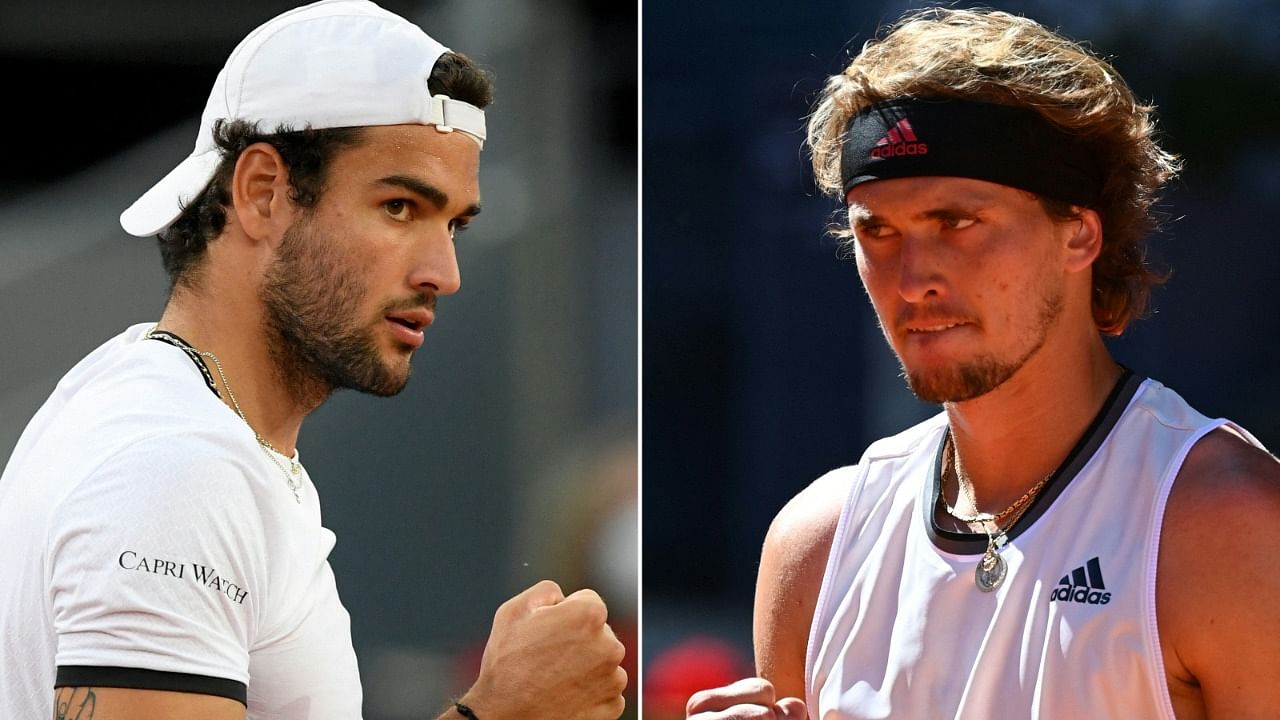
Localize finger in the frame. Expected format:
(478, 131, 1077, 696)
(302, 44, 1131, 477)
(612, 665, 628, 694)
(606, 692, 626, 719)
(686, 678, 777, 715)
(525, 579, 565, 606)
(502, 580, 564, 617)
(564, 587, 606, 611)
(555, 588, 609, 625)
(688, 703, 781, 720)
(604, 624, 626, 664)
(776, 697, 808, 720)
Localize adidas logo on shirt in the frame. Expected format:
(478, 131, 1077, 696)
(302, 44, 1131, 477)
(1051, 556, 1112, 605)
(871, 118, 928, 158)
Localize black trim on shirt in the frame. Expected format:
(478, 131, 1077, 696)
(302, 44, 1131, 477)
(145, 329, 221, 398)
(922, 367, 1144, 555)
(55, 665, 247, 706)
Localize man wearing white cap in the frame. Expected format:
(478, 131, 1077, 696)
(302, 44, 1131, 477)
(0, 2, 626, 719)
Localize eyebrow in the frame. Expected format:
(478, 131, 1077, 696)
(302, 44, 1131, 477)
(921, 207, 977, 222)
(848, 207, 883, 228)
(848, 204, 983, 227)
(375, 175, 482, 217)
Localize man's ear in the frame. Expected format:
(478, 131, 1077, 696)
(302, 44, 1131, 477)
(230, 142, 295, 244)
(1063, 207, 1103, 274)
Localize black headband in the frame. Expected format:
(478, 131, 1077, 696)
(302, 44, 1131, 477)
(840, 97, 1105, 207)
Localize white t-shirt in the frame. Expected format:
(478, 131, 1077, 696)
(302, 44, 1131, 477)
(806, 372, 1263, 719)
(0, 323, 363, 719)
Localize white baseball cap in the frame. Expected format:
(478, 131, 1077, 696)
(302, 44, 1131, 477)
(120, 0, 487, 238)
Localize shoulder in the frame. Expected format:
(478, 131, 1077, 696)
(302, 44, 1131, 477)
(1164, 427, 1280, 548)
(753, 465, 858, 698)
(23, 331, 242, 480)
(762, 466, 858, 576)
(41, 333, 263, 508)
(84, 426, 260, 493)
(1161, 426, 1280, 582)
(1177, 424, 1279, 484)
(758, 465, 856, 615)
(51, 429, 270, 550)
(1158, 427, 1280, 707)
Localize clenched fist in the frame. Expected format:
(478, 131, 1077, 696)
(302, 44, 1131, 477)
(686, 677, 806, 720)
(456, 580, 627, 720)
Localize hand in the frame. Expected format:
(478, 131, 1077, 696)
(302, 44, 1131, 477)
(459, 580, 627, 720)
(686, 677, 807, 719)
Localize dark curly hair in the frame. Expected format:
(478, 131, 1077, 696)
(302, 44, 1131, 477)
(159, 51, 495, 290)
(807, 8, 1180, 335)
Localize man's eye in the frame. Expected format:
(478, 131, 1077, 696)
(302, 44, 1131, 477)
(449, 219, 471, 236)
(385, 200, 413, 221)
(944, 216, 976, 230)
(857, 224, 893, 239)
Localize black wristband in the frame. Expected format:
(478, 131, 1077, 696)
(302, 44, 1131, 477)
(454, 701, 479, 720)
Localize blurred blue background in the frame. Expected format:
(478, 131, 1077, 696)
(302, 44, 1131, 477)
(642, 0, 1280, 712)
(0, 1, 636, 717)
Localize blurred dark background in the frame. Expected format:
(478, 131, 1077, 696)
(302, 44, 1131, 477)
(642, 0, 1280, 711)
(0, 1, 636, 718)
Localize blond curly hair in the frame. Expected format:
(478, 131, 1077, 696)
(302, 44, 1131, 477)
(807, 8, 1180, 334)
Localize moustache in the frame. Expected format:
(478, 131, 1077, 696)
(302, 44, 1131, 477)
(894, 304, 974, 332)
(383, 293, 437, 315)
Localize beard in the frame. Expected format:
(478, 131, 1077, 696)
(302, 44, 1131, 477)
(259, 216, 421, 402)
(900, 283, 1065, 404)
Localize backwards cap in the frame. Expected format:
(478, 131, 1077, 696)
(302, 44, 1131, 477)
(120, 0, 486, 238)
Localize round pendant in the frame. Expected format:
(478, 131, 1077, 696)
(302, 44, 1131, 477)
(975, 551, 1007, 592)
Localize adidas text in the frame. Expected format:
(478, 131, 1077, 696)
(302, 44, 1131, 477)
(871, 142, 928, 159)
(1051, 586, 1112, 605)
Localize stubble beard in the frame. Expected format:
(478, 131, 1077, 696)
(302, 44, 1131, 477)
(259, 217, 413, 406)
(899, 283, 1065, 404)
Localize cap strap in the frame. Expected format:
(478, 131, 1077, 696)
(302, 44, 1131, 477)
(423, 94, 487, 149)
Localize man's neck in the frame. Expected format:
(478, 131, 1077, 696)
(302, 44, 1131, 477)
(157, 287, 319, 457)
(943, 325, 1122, 512)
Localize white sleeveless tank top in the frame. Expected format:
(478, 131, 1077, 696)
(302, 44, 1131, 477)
(805, 373, 1261, 719)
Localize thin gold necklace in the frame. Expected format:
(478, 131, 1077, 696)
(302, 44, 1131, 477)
(148, 327, 303, 503)
(946, 444, 1050, 526)
(943, 437, 1050, 592)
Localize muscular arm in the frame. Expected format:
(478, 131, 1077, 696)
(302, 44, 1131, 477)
(752, 468, 852, 700)
(51, 688, 244, 720)
(1158, 428, 1280, 718)
(682, 470, 851, 719)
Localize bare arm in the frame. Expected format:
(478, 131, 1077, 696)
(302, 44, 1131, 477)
(51, 687, 244, 720)
(1158, 429, 1280, 718)
(683, 468, 851, 719)
(52, 581, 626, 720)
(752, 468, 851, 700)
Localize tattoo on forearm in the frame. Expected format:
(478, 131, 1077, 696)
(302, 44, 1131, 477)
(53, 687, 96, 720)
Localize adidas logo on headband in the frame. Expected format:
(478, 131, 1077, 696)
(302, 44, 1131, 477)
(871, 118, 929, 159)
(841, 98, 1104, 206)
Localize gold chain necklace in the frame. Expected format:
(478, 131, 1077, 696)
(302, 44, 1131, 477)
(147, 327, 303, 503)
(943, 437, 1050, 592)
(946, 445, 1050, 525)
